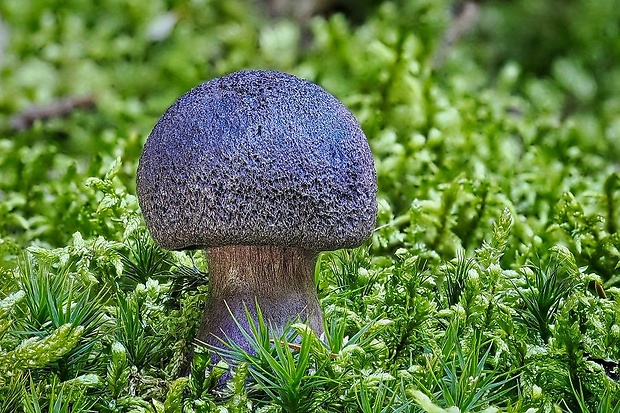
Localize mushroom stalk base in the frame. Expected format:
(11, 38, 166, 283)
(197, 245, 324, 355)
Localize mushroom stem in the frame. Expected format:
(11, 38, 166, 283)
(197, 245, 324, 354)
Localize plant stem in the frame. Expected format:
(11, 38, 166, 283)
(197, 245, 324, 354)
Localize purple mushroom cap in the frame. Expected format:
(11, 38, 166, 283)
(136, 70, 377, 252)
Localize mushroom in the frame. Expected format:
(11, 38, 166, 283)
(136, 70, 377, 356)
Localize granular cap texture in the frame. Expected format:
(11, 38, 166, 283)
(137, 70, 377, 252)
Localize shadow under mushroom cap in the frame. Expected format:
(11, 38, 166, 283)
(137, 70, 377, 252)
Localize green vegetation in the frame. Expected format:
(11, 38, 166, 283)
(1, 0, 619, 411)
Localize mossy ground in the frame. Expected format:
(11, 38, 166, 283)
(1, 0, 619, 411)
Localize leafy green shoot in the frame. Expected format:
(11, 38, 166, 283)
(415, 321, 515, 411)
(512, 255, 579, 343)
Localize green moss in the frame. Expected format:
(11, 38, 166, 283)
(1, 0, 619, 410)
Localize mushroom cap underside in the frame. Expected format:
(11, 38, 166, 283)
(137, 70, 377, 252)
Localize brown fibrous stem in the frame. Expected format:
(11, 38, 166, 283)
(196, 245, 324, 354)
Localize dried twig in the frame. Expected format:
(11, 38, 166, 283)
(433, 1, 481, 69)
(10, 95, 96, 131)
